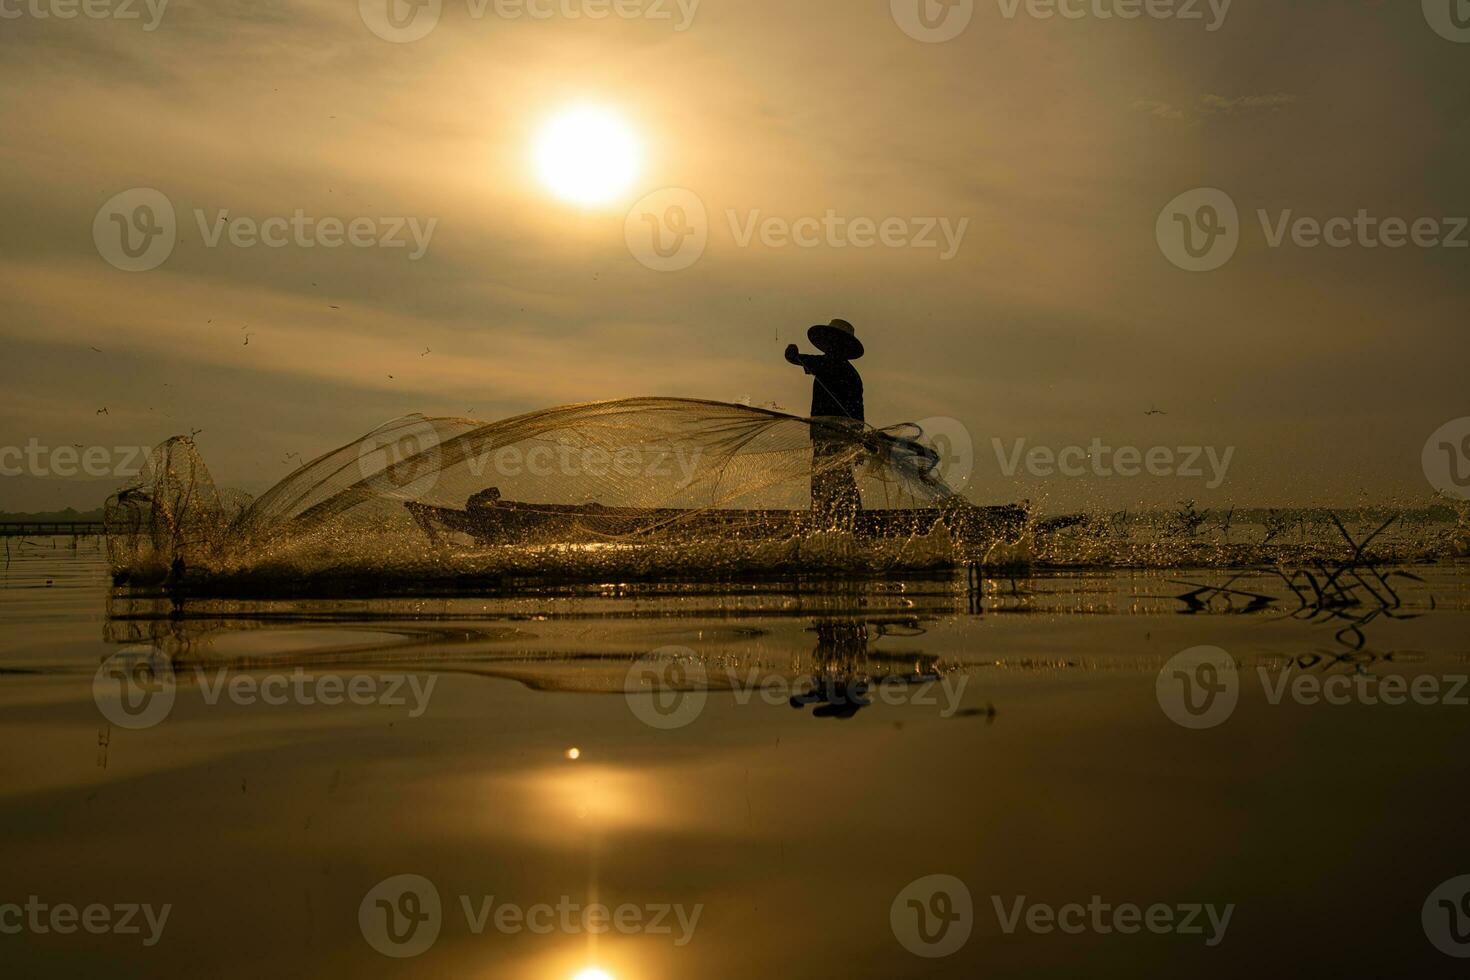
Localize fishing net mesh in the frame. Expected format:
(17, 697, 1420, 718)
(106, 399, 1010, 587)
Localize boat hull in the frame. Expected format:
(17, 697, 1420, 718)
(405, 497, 1028, 548)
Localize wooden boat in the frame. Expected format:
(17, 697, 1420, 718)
(405, 488, 1041, 548)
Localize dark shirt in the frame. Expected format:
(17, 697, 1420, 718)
(790, 353, 864, 421)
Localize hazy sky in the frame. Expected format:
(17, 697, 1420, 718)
(1, 0, 1466, 511)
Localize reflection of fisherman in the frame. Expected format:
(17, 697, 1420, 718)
(785, 318, 864, 530)
(789, 618, 871, 719)
(166, 555, 187, 616)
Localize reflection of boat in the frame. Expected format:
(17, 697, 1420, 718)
(405, 488, 1035, 548)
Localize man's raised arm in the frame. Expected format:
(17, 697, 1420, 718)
(785, 344, 815, 372)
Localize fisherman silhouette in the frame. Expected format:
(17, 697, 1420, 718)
(785, 318, 864, 530)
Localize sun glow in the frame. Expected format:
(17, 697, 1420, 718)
(532, 105, 641, 207)
(572, 969, 615, 980)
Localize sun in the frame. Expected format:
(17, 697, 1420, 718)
(533, 105, 641, 207)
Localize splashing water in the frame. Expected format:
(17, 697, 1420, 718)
(103, 398, 1466, 593)
(105, 399, 1034, 590)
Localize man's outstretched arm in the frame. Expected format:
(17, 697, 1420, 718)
(785, 344, 817, 372)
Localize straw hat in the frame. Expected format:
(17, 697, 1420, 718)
(807, 318, 864, 359)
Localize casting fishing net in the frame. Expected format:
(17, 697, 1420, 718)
(106, 398, 1026, 589)
(104, 437, 251, 570)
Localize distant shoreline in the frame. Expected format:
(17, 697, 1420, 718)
(0, 508, 105, 523)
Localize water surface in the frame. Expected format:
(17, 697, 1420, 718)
(2, 539, 1468, 977)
